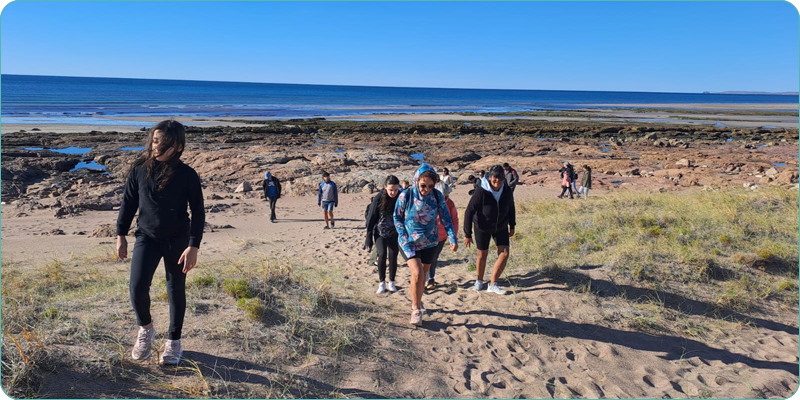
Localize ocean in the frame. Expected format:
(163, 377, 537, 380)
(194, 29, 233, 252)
(1, 74, 796, 126)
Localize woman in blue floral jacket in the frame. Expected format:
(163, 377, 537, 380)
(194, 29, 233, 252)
(394, 163, 458, 326)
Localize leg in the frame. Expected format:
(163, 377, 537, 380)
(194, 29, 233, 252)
(407, 258, 423, 310)
(130, 235, 163, 329)
(427, 240, 446, 283)
(476, 249, 489, 281)
(269, 197, 277, 220)
(376, 236, 388, 282)
(559, 186, 568, 197)
(163, 236, 189, 341)
(490, 246, 510, 285)
(387, 236, 399, 282)
(584, 188, 589, 200)
(329, 210, 335, 226)
(323, 210, 330, 227)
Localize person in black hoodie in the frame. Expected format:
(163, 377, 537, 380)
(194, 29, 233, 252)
(463, 165, 515, 295)
(364, 175, 402, 294)
(262, 170, 282, 222)
(116, 120, 205, 366)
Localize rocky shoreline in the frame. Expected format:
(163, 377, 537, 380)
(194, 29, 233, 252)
(2, 119, 798, 219)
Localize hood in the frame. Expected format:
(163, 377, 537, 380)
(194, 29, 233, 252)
(481, 176, 505, 194)
(264, 171, 271, 180)
(413, 163, 436, 182)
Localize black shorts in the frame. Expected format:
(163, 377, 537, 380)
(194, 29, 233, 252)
(400, 245, 439, 265)
(474, 226, 510, 251)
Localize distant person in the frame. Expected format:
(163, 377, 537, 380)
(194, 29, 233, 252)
(440, 167, 453, 188)
(464, 165, 515, 295)
(478, 170, 486, 180)
(262, 170, 282, 222)
(503, 163, 519, 192)
(317, 172, 338, 229)
(394, 163, 458, 326)
(578, 165, 592, 200)
(401, 180, 411, 190)
(365, 175, 402, 294)
(569, 162, 579, 196)
(116, 120, 205, 365)
(558, 161, 575, 199)
(426, 180, 459, 291)
(467, 175, 479, 196)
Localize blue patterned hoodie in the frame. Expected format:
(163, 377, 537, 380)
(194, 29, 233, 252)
(394, 163, 457, 258)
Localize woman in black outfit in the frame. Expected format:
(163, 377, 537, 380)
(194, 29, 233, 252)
(364, 175, 402, 294)
(116, 120, 205, 365)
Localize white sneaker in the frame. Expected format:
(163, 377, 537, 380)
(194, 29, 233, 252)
(159, 339, 183, 365)
(487, 284, 507, 295)
(472, 280, 484, 291)
(387, 281, 398, 292)
(131, 326, 156, 360)
(376, 282, 386, 294)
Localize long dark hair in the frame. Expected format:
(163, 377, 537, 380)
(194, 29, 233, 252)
(132, 120, 186, 191)
(380, 175, 400, 213)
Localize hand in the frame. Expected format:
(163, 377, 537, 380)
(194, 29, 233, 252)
(464, 238, 473, 249)
(116, 236, 128, 260)
(365, 245, 372, 253)
(509, 229, 515, 237)
(450, 243, 458, 252)
(178, 246, 199, 274)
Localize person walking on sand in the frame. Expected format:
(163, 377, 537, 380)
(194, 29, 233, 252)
(558, 161, 575, 199)
(262, 170, 282, 222)
(365, 175, 402, 294)
(426, 180, 459, 291)
(569, 162, 579, 196)
(464, 165, 516, 295)
(503, 163, 519, 192)
(317, 172, 338, 229)
(116, 120, 205, 365)
(468, 175, 479, 196)
(578, 165, 592, 200)
(394, 163, 458, 326)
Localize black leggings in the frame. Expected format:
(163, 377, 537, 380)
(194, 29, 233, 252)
(375, 235, 399, 282)
(130, 234, 189, 340)
(268, 197, 278, 220)
(426, 240, 447, 282)
(559, 185, 574, 198)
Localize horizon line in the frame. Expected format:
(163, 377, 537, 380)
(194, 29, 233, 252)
(3, 73, 797, 96)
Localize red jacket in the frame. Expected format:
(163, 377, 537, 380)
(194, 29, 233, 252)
(437, 197, 459, 242)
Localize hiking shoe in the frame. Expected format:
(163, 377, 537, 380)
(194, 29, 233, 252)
(472, 280, 484, 291)
(331, 221, 335, 228)
(324, 225, 330, 230)
(376, 282, 386, 294)
(426, 280, 436, 291)
(373, 260, 378, 267)
(159, 339, 183, 365)
(131, 326, 155, 361)
(387, 281, 398, 292)
(410, 309, 423, 326)
(487, 284, 507, 295)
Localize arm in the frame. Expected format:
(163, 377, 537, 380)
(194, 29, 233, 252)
(393, 190, 414, 258)
(262, 179, 268, 199)
(317, 183, 322, 206)
(509, 190, 516, 232)
(187, 170, 205, 249)
(334, 182, 339, 207)
(115, 168, 139, 259)
(448, 200, 459, 240)
(511, 170, 519, 186)
(438, 192, 457, 245)
(463, 189, 479, 239)
(364, 193, 381, 249)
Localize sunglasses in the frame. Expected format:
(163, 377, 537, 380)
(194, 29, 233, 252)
(419, 184, 432, 189)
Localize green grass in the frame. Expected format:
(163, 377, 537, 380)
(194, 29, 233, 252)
(512, 187, 799, 313)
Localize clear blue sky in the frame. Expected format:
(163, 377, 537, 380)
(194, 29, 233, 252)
(1, 1, 798, 93)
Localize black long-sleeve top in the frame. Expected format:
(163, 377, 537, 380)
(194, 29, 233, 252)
(463, 182, 516, 239)
(116, 161, 205, 248)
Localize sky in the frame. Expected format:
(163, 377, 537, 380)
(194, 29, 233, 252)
(1, 1, 798, 93)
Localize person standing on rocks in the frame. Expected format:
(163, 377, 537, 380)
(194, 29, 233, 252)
(440, 167, 453, 189)
(464, 165, 515, 295)
(394, 163, 458, 326)
(426, 180, 459, 291)
(578, 165, 592, 200)
(116, 120, 205, 366)
(365, 175, 402, 294)
(558, 161, 575, 199)
(503, 163, 519, 192)
(262, 170, 281, 222)
(317, 172, 338, 229)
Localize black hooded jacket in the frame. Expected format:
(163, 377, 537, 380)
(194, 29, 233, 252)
(463, 181, 516, 238)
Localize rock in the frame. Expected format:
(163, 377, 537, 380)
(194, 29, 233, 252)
(207, 193, 224, 200)
(91, 224, 118, 238)
(743, 182, 756, 189)
(775, 170, 799, 185)
(94, 155, 111, 164)
(234, 181, 253, 193)
(47, 229, 65, 235)
(54, 207, 70, 218)
(759, 176, 774, 184)
(644, 132, 658, 140)
(675, 159, 691, 167)
(622, 168, 640, 176)
(765, 167, 779, 177)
